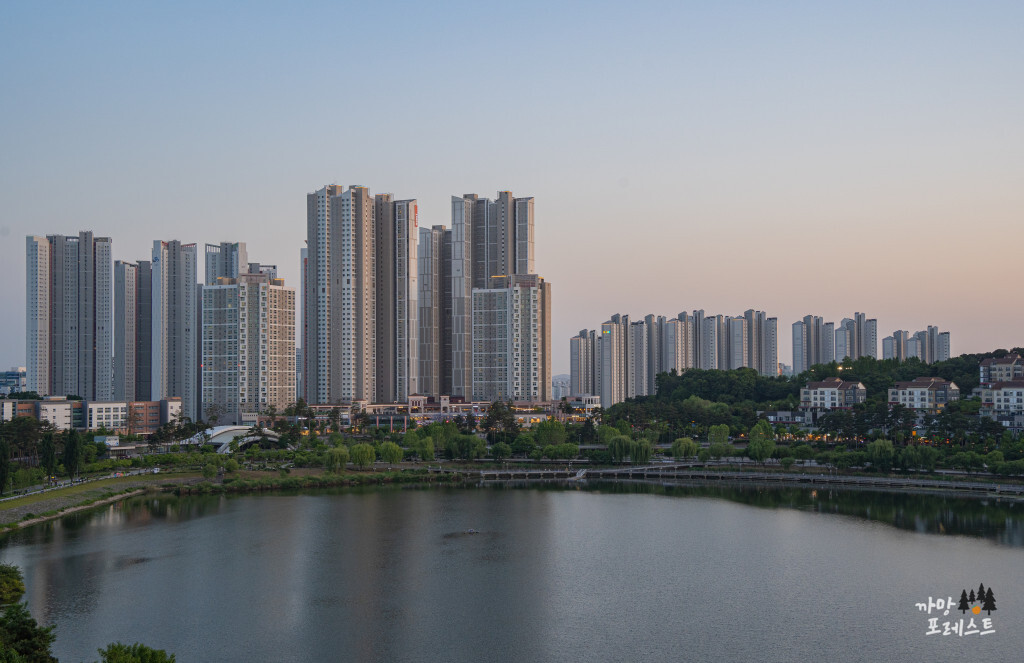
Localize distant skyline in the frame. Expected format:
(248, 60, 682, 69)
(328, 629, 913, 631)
(3, 1, 1023, 377)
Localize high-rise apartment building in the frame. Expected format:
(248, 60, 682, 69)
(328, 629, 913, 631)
(201, 273, 295, 425)
(151, 239, 198, 420)
(302, 185, 420, 405)
(205, 242, 248, 285)
(882, 326, 951, 364)
(471, 274, 551, 402)
(418, 226, 451, 398)
(24, 232, 114, 400)
(113, 261, 137, 401)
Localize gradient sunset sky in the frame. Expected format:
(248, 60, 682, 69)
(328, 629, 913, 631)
(2, 1, 1022, 375)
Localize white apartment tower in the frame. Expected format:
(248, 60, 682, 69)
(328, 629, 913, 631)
(202, 273, 295, 425)
(24, 232, 113, 400)
(471, 274, 551, 402)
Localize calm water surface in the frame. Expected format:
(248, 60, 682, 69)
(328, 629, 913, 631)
(2, 483, 1022, 662)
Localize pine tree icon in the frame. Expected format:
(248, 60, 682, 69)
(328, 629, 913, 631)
(982, 587, 996, 615)
(978, 583, 986, 603)
(969, 589, 976, 603)
(958, 590, 970, 614)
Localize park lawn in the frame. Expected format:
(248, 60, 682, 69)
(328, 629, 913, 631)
(0, 474, 200, 527)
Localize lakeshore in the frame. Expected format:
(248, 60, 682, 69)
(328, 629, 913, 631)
(4, 463, 1023, 533)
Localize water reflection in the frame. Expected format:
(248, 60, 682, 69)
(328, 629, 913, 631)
(576, 480, 1024, 546)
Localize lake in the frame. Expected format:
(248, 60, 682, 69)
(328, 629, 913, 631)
(2, 482, 1022, 662)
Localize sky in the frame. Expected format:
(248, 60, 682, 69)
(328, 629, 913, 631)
(2, 1, 1023, 375)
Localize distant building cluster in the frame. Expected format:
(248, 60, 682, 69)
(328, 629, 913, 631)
(301, 187, 551, 408)
(791, 312, 878, 374)
(570, 310, 778, 407)
(25, 233, 294, 427)
(22, 187, 555, 429)
(882, 326, 951, 363)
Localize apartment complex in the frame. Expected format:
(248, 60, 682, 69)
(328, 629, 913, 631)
(302, 186, 424, 405)
(882, 326, 951, 363)
(25, 232, 114, 401)
(887, 377, 960, 414)
(201, 273, 295, 425)
(979, 354, 1024, 384)
(791, 312, 877, 373)
(471, 274, 551, 402)
(571, 309, 777, 408)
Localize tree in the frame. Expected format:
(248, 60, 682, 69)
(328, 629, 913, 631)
(866, 439, 894, 472)
(632, 439, 652, 464)
(535, 419, 567, 446)
(747, 421, 776, 465)
(0, 439, 10, 495)
(96, 642, 175, 663)
(201, 464, 217, 479)
(490, 442, 512, 462)
(62, 429, 83, 480)
(0, 565, 56, 663)
(607, 435, 631, 464)
(708, 423, 730, 447)
(350, 443, 375, 469)
(969, 589, 976, 603)
(0, 565, 26, 606)
(982, 587, 996, 615)
(958, 589, 970, 614)
(324, 446, 350, 473)
(671, 438, 698, 459)
(978, 583, 986, 606)
(379, 441, 404, 465)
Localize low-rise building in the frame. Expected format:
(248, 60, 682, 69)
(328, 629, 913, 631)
(979, 381, 1024, 418)
(0, 397, 180, 434)
(980, 354, 1024, 385)
(888, 377, 959, 414)
(799, 378, 867, 425)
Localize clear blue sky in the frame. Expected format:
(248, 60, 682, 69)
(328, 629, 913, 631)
(3, 1, 1023, 374)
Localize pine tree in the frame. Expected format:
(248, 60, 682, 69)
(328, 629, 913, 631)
(969, 589, 976, 603)
(978, 583, 986, 605)
(958, 590, 970, 614)
(982, 587, 996, 615)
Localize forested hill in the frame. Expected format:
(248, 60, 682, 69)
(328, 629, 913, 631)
(604, 348, 1023, 436)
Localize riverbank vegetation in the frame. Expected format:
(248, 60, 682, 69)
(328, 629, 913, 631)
(1, 563, 174, 662)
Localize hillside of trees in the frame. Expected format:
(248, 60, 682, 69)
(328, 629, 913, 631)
(604, 348, 1024, 441)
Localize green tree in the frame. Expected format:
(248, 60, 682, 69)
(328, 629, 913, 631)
(490, 442, 512, 462)
(0, 439, 10, 495)
(38, 434, 57, 484)
(201, 464, 217, 479)
(96, 642, 175, 663)
(866, 439, 894, 472)
(607, 435, 631, 463)
(747, 421, 776, 465)
(708, 423, 730, 447)
(671, 437, 699, 459)
(350, 443, 375, 469)
(632, 439, 653, 464)
(379, 441, 404, 465)
(62, 429, 83, 480)
(324, 446, 350, 473)
(534, 419, 567, 446)
(223, 458, 239, 473)
(0, 565, 26, 606)
(0, 565, 56, 663)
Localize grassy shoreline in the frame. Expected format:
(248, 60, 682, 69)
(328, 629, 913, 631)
(2, 465, 1019, 531)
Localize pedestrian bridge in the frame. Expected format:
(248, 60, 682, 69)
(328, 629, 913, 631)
(199, 426, 282, 453)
